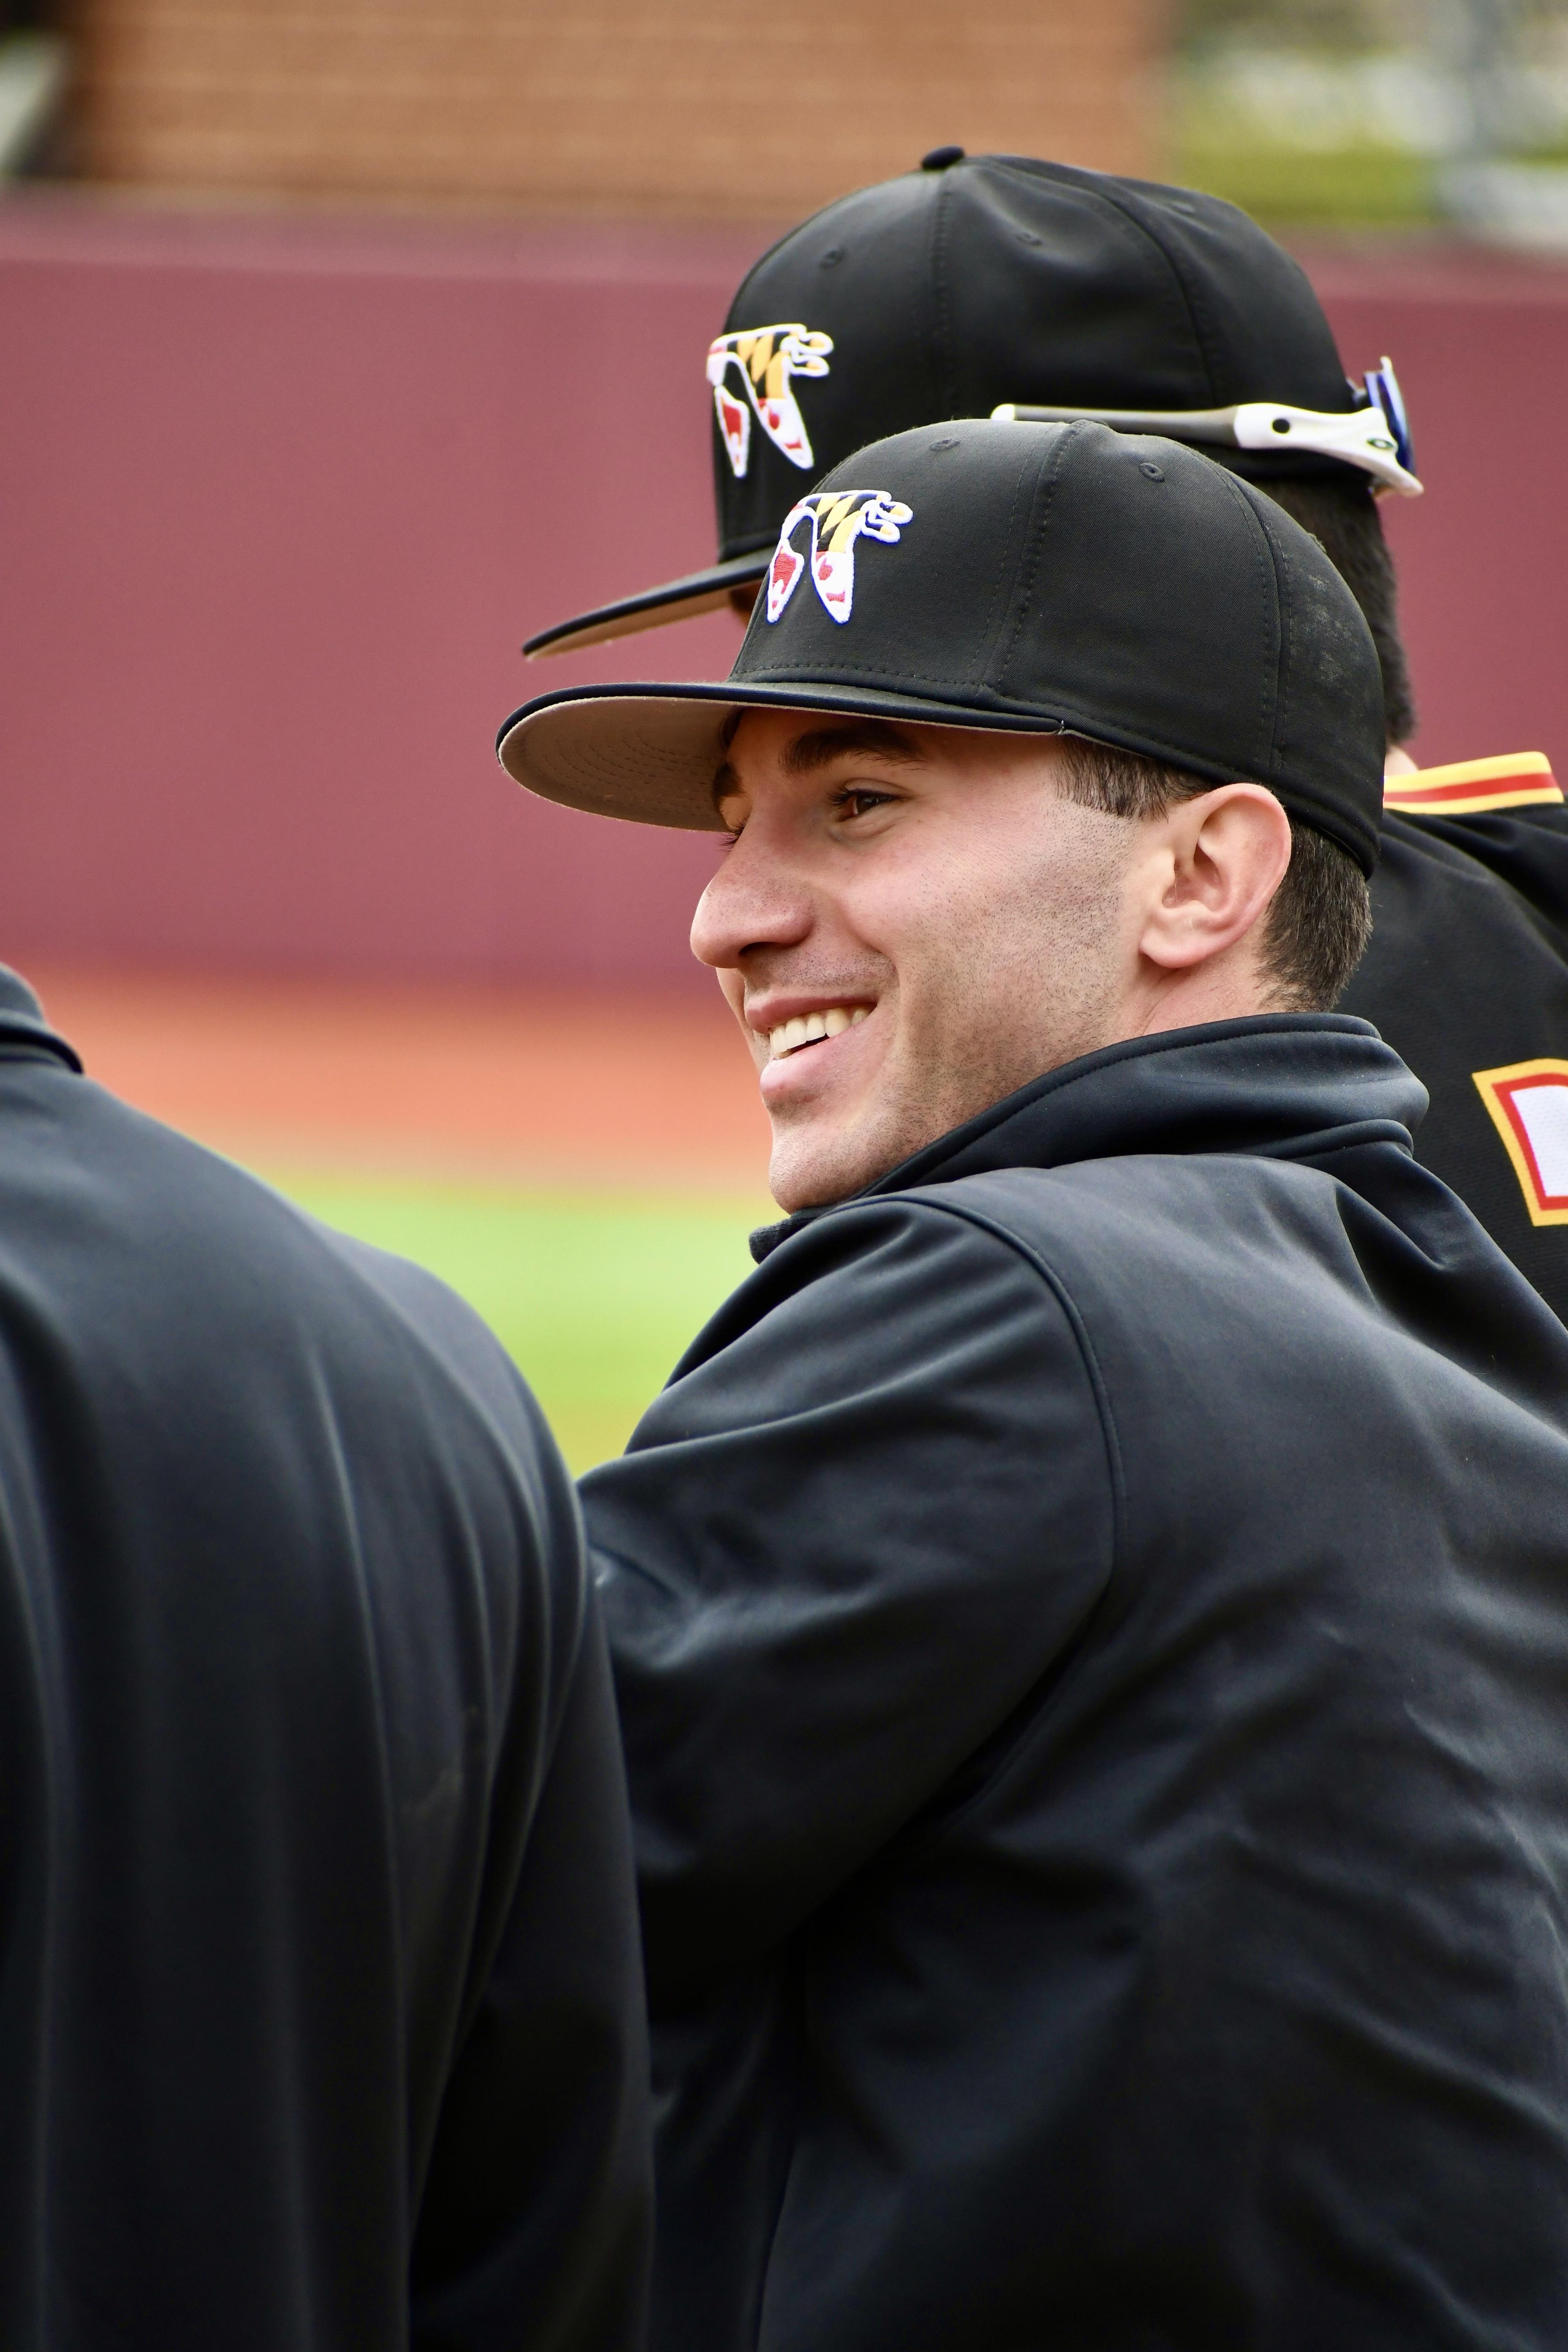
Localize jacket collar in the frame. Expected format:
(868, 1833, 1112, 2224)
(751, 1015, 1425, 1263)
(0, 966, 82, 1075)
(1383, 749, 1561, 819)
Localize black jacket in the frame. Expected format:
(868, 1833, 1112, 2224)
(0, 970, 650, 2352)
(1347, 800, 1568, 1322)
(585, 1015, 1568, 2352)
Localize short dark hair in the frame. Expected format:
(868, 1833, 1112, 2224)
(1057, 737, 1373, 1013)
(1261, 471, 1415, 749)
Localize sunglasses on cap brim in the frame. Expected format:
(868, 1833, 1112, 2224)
(993, 358, 1420, 498)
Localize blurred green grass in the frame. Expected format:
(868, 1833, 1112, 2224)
(264, 1171, 771, 1472)
(1174, 136, 1436, 227)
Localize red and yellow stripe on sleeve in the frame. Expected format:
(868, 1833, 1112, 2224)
(1385, 751, 1563, 817)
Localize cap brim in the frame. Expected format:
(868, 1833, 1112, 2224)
(496, 679, 1070, 830)
(521, 553, 769, 660)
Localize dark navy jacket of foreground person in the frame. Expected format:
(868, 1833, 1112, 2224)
(0, 971, 650, 2352)
(584, 1015, 1568, 2352)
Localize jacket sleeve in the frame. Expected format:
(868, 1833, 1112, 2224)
(408, 1565, 652, 2352)
(316, 1235, 653, 2352)
(285, 1239, 657, 2352)
(580, 1192, 1118, 2011)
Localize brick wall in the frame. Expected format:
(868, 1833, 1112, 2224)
(75, 0, 1166, 211)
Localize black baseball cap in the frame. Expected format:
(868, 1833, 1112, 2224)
(498, 418, 1386, 875)
(525, 151, 1408, 660)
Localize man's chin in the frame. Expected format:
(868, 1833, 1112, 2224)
(766, 1105, 916, 1216)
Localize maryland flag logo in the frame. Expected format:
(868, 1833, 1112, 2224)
(1473, 1059, 1568, 1225)
(766, 491, 915, 626)
(707, 324, 834, 478)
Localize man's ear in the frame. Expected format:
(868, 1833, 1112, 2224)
(1137, 785, 1293, 976)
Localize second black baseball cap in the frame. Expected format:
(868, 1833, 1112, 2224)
(498, 418, 1386, 875)
(525, 151, 1416, 659)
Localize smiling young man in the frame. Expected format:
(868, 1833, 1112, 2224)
(700, 710, 1334, 1212)
(499, 419, 1568, 2351)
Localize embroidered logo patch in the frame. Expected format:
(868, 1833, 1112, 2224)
(707, 324, 834, 477)
(765, 491, 914, 625)
(1473, 1059, 1568, 1225)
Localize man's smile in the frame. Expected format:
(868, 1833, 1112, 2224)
(763, 1003, 872, 1059)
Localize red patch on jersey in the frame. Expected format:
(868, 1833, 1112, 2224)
(1474, 1060, 1568, 1225)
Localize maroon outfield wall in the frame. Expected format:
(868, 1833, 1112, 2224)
(0, 198, 1564, 991)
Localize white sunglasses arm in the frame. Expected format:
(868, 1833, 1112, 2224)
(1230, 403, 1422, 496)
(992, 401, 1422, 498)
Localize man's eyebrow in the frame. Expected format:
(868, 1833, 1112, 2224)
(710, 718, 928, 811)
(781, 722, 927, 776)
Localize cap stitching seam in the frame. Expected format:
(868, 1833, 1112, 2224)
(1264, 515, 1295, 775)
(740, 661, 1019, 689)
(1208, 466, 1280, 778)
(977, 156, 1223, 407)
(994, 428, 1073, 689)
(1240, 488, 1293, 773)
(930, 175, 957, 416)
(1075, 183, 1224, 406)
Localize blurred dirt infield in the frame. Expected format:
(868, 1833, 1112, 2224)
(21, 964, 774, 1466)
(27, 964, 770, 1190)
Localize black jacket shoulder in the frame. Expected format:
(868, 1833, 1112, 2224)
(0, 1015, 650, 2352)
(589, 1021, 1568, 2352)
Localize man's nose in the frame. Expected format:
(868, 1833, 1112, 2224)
(690, 825, 814, 972)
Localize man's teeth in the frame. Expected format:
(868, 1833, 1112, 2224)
(768, 1005, 870, 1058)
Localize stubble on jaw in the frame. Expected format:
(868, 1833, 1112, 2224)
(765, 798, 1136, 1211)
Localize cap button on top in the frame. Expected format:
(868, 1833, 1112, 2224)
(920, 145, 966, 171)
